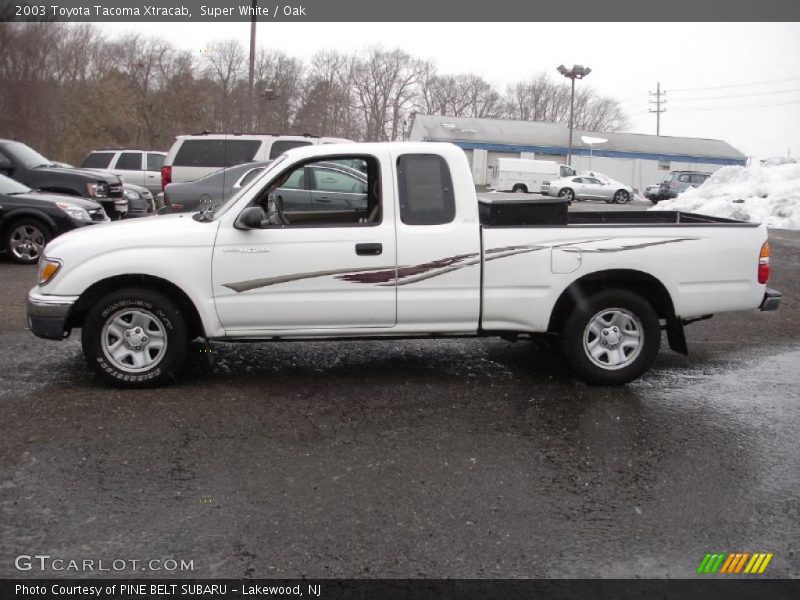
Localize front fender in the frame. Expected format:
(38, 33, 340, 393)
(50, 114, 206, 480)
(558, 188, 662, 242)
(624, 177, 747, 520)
(43, 245, 223, 338)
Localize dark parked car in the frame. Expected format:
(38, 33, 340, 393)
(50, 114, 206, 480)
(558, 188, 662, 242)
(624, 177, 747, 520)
(0, 174, 108, 264)
(122, 182, 156, 218)
(0, 139, 125, 220)
(657, 170, 711, 201)
(163, 161, 272, 213)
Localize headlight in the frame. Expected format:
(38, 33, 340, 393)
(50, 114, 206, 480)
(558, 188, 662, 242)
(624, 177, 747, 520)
(85, 181, 109, 198)
(56, 202, 92, 222)
(123, 189, 141, 201)
(37, 257, 62, 285)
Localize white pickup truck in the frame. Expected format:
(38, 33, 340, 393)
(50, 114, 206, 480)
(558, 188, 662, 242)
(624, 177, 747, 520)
(27, 142, 781, 388)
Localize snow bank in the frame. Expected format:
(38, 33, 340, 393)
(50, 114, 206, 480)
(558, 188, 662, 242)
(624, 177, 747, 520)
(651, 163, 800, 230)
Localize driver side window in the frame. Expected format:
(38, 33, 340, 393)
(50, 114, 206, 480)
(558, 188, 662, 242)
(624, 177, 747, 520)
(255, 156, 380, 227)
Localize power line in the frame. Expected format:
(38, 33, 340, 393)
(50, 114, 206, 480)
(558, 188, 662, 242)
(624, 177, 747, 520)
(669, 97, 800, 112)
(669, 74, 800, 93)
(671, 86, 800, 102)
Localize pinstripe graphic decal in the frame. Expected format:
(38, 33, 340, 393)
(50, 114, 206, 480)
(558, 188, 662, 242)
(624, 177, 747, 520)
(222, 237, 698, 292)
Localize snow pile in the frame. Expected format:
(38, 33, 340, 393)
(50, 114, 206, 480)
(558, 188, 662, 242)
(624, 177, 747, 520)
(652, 163, 800, 230)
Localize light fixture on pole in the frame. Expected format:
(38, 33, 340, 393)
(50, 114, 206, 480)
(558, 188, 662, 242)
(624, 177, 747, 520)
(557, 64, 592, 166)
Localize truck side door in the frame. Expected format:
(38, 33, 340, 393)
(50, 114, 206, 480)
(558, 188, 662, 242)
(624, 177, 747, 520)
(211, 151, 397, 332)
(392, 150, 481, 332)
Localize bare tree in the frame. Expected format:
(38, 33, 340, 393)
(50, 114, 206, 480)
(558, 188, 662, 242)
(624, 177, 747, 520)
(347, 47, 426, 141)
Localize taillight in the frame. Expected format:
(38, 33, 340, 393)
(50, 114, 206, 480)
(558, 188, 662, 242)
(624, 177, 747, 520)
(161, 165, 172, 190)
(758, 241, 770, 284)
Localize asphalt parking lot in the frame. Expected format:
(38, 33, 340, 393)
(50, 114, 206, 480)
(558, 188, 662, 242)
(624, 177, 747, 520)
(0, 220, 798, 579)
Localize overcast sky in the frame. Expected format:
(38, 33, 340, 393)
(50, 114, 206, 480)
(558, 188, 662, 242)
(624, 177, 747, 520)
(100, 21, 800, 159)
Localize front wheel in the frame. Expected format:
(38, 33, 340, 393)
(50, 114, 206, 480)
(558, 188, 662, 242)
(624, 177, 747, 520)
(81, 288, 187, 388)
(560, 289, 661, 385)
(512, 184, 528, 194)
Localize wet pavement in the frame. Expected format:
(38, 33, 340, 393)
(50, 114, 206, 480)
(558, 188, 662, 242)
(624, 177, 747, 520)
(0, 230, 798, 579)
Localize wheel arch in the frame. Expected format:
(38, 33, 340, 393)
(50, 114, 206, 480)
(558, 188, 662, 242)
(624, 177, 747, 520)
(68, 274, 206, 340)
(548, 268, 677, 334)
(0, 209, 57, 240)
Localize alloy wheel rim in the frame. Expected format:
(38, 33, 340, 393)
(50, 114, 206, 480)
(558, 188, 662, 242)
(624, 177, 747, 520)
(101, 308, 168, 373)
(10, 225, 45, 261)
(583, 308, 643, 370)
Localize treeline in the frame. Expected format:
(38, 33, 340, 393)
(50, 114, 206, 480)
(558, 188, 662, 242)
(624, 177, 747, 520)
(0, 22, 629, 164)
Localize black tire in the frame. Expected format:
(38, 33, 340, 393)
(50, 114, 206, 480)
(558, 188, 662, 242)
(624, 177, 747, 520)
(4, 217, 52, 264)
(560, 289, 661, 385)
(81, 288, 188, 388)
(650, 198, 659, 205)
(512, 184, 528, 194)
(614, 190, 630, 204)
(559, 188, 575, 202)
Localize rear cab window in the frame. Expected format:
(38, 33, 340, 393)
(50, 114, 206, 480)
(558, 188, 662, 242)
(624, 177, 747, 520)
(397, 154, 456, 226)
(82, 152, 115, 169)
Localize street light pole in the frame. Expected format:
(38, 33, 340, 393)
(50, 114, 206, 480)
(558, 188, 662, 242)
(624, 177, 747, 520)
(568, 76, 575, 166)
(557, 64, 592, 167)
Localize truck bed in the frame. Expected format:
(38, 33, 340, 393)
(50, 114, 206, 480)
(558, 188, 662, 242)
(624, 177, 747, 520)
(477, 192, 757, 228)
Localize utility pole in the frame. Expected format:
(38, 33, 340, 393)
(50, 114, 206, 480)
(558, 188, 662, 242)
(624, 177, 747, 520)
(247, 0, 257, 132)
(649, 82, 667, 136)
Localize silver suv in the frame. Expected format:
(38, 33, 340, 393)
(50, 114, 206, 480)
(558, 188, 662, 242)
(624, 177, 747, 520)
(658, 170, 710, 201)
(160, 133, 352, 189)
(81, 149, 167, 195)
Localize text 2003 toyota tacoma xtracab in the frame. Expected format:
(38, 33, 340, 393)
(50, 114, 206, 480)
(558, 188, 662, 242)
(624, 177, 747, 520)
(27, 143, 781, 388)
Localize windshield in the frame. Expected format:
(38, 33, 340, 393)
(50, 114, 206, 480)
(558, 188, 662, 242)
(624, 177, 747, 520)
(204, 155, 287, 220)
(0, 174, 31, 195)
(1, 141, 52, 168)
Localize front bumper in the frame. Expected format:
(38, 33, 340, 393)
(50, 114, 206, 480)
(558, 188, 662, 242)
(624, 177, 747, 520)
(26, 291, 78, 340)
(760, 288, 782, 311)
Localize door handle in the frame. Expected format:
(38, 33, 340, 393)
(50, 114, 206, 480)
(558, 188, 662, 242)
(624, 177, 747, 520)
(316, 196, 332, 203)
(355, 243, 382, 256)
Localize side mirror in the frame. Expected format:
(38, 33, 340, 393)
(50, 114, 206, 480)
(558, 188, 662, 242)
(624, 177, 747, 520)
(234, 206, 266, 230)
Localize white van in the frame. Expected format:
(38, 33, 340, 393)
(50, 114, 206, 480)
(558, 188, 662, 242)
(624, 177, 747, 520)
(491, 158, 575, 193)
(161, 133, 351, 189)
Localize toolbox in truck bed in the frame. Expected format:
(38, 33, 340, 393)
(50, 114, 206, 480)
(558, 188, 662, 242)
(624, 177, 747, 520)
(477, 193, 570, 226)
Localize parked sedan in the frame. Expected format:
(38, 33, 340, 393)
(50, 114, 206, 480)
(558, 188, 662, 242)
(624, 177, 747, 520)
(122, 183, 156, 218)
(0, 174, 108, 264)
(164, 161, 272, 213)
(541, 176, 633, 203)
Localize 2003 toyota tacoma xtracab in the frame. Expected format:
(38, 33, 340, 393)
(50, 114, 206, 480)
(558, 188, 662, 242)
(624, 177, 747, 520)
(27, 142, 781, 387)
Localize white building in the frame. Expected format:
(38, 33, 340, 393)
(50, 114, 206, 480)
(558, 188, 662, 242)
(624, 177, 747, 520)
(407, 114, 747, 191)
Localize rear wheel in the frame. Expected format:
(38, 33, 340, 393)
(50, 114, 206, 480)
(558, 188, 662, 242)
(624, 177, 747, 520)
(559, 188, 575, 202)
(512, 184, 528, 194)
(81, 288, 187, 388)
(560, 289, 661, 385)
(5, 218, 51, 264)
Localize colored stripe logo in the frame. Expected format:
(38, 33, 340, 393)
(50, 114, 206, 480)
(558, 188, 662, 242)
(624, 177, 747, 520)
(697, 552, 773, 574)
